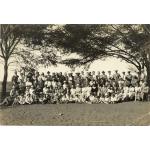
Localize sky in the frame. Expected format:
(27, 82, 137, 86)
(0, 57, 136, 81)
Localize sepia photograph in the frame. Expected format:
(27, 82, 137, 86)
(0, 24, 150, 126)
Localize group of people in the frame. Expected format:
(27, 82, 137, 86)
(1, 68, 150, 106)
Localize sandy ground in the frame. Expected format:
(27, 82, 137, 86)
(0, 102, 150, 126)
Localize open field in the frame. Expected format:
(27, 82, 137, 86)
(0, 102, 150, 125)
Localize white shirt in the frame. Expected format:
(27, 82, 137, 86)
(26, 81, 32, 87)
(135, 87, 141, 93)
(111, 96, 116, 102)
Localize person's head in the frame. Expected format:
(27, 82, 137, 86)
(64, 72, 67, 76)
(76, 84, 80, 87)
(130, 84, 134, 87)
(134, 75, 138, 79)
(92, 71, 95, 75)
(71, 84, 74, 89)
(12, 85, 16, 90)
(20, 72, 24, 76)
(108, 71, 111, 74)
(102, 71, 105, 74)
(115, 70, 118, 73)
(112, 94, 115, 97)
(121, 90, 124, 94)
(47, 71, 50, 75)
(105, 93, 109, 98)
(97, 71, 100, 75)
(41, 72, 44, 76)
(68, 73, 72, 76)
(128, 71, 131, 74)
(112, 82, 116, 86)
(27, 77, 30, 82)
(52, 72, 55, 76)
(101, 94, 105, 98)
(31, 85, 34, 89)
(81, 71, 84, 75)
(77, 72, 80, 76)
(122, 71, 125, 75)
(110, 86, 113, 90)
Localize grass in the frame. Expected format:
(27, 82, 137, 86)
(0, 102, 150, 125)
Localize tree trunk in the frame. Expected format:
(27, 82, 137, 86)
(146, 62, 150, 88)
(1, 60, 8, 100)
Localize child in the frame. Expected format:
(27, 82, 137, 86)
(91, 81, 98, 97)
(61, 81, 69, 103)
(129, 85, 135, 101)
(123, 85, 129, 101)
(29, 85, 37, 103)
(18, 93, 26, 105)
(103, 93, 110, 104)
(107, 86, 114, 97)
(99, 94, 105, 103)
(74, 84, 82, 103)
(70, 85, 76, 102)
(42, 85, 49, 104)
(135, 84, 142, 101)
(83, 86, 92, 103)
(110, 93, 117, 104)
(89, 94, 97, 104)
(25, 77, 32, 88)
(25, 87, 32, 104)
(117, 90, 124, 102)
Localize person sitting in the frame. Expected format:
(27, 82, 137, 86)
(103, 93, 110, 104)
(0, 86, 17, 106)
(74, 84, 82, 103)
(99, 94, 105, 103)
(123, 85, 130, 101)
(25, 86, 32, 104)
(69, 85, 76, 102)
(110, 93, 117, 104)
(26, 77, 32, 88)
(29, 85, 37, 103)
(129, 85, 135, 101)
(135, 83, 142, 101)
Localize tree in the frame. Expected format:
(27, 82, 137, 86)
(50, 24, 150, 85)
(0, 24, 60, 98)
